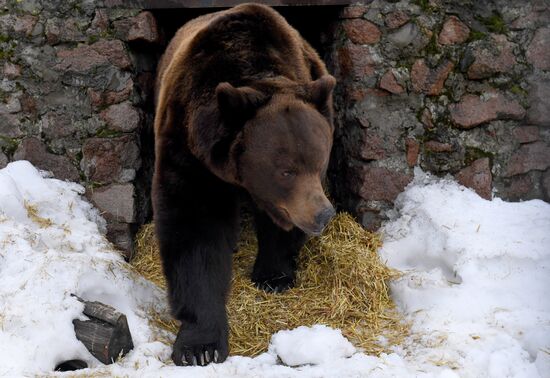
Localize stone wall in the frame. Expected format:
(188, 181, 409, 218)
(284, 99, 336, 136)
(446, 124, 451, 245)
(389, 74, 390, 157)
(327, 0, 550, 229)
(1, 0, 548, 250)
(0, 0, 160, 256)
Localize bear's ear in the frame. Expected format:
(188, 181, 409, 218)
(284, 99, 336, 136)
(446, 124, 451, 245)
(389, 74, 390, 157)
(216, 83, 268, 124)
(304, 75, 336, 113)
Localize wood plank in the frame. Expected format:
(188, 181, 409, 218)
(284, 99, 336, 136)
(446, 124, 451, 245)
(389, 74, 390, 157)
(105, 0, 352, 9)
(83, 300, 127, 325)
(73, 319, 118, 364)
(72, 295, 134, 364)
(73, 294, 126, 325)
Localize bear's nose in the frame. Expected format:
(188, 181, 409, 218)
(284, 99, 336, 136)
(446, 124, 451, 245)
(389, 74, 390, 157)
(313, 205, 336, 235)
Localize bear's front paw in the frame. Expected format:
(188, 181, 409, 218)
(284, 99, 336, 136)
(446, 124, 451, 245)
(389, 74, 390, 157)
(171, 325, 228, 366)
(252, 273, 295, 293)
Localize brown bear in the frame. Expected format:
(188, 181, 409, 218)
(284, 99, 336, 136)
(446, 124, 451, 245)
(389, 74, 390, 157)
(153, 3, 336, 366)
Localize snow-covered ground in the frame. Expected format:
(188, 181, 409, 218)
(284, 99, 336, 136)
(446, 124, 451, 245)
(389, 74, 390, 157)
(0, 161, 548, 377)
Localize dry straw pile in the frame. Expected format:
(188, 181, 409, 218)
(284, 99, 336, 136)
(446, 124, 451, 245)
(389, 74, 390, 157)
(133, 213, 407, 356)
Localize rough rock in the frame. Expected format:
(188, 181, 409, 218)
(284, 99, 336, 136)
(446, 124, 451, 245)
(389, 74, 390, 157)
(100, 102, 141, 132)
(340, 5, 367, 19)
(379, 70, 404, 94)
(513, 126, 539, 144)
(388, 23, 420, 47)
(347, 86, 367, 103)
(355, 166, 412, 202)
(450, 93, 525, 128)
(55, 45, 109, 73)
(0, 151, 8, 169)
(90, 9, 109, 33)
(511, 8, 550, 30)
(19, 94, 37, 118)
(425, 140, 454, 152)
(406, 138, 420, 167)
(505, 141, 550, 176)
(467, 35, 516, 80)
(90, 183, 135, 223)
(438, 16, 470, 45)
(105, 221, 134, 258)
(127, 12, 159, 43)
(338, 43, 379, 80)
(456, 158, 492, 199)
(0, 96, 21, 114)
(526, 27, 550, 70)
(55, 39, 132, 73)
(41, 112, 77, 139)
(91, 40, 132, 70)
(13, 138, 79, 181)
(81, 135, 140, 184)
(527, 76, 550, 127)
(45, 17, 86, 44)
(88, 78, 134, 110)
(343, 19, 381, 45)
(113, 11, 160, 43)
(359, 130, 385, 160)
(500, 175, 533, 201)
(385, 10, 410, 29)
(0, 114, 23, 138)
(13, 14, 37, 36)
(411, 59, 454, 95)
(420, 108, 434, 129)
(0, 0, 152, 254)
(3, 62, 21, 79)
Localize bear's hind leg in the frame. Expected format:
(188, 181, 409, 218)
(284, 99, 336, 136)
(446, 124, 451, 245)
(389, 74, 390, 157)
(252, 210, 307, 293)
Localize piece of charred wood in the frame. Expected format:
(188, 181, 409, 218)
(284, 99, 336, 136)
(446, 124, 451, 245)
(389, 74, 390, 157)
(72, 295, 134, 364)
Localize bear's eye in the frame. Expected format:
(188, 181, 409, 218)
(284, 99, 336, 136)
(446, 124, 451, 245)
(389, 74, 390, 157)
(281, 170, 296, 178)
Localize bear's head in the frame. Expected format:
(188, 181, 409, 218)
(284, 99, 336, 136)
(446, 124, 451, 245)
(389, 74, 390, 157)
(214, 75, 336, 235)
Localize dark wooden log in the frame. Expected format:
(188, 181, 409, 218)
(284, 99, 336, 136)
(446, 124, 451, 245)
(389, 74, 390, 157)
(72, 295, 134, 364)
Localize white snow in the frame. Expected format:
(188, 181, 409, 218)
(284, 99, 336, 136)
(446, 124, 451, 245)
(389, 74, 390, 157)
(379, 169, 550, 378)
(268, 325, 356, 366)
(0, 161, 165, 376)
(0, 161, 549, 377)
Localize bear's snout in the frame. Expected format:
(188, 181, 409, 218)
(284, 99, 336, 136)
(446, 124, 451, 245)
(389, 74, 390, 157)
(278, 179, 335, 236)
(312, 206, 336, 235)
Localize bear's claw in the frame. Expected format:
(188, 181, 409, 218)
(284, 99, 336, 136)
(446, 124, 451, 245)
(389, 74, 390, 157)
(172, 322, 229, 367)
(253, 274, 295, 293)
(174, 345, 223, 366)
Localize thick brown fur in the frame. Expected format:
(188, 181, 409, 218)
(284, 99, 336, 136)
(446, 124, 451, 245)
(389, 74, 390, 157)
(153, 3, 336, 366)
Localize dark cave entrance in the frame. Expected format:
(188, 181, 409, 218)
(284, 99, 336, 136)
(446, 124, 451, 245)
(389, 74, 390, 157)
(153, 5, 343, 55)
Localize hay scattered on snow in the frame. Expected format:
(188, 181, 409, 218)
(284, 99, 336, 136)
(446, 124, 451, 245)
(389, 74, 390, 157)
(25, 201, 53, 228)
(133, 213, 407, 356)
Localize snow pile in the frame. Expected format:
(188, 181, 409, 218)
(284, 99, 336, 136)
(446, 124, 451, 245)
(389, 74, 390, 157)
(269, 325, 356, 366)
(380, 169, 550, 377)
(0, 161, 549, 377)
(0, 161, 165, 375)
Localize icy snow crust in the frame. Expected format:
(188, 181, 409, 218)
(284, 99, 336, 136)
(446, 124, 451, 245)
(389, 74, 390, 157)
(0, 161, 548, 377)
